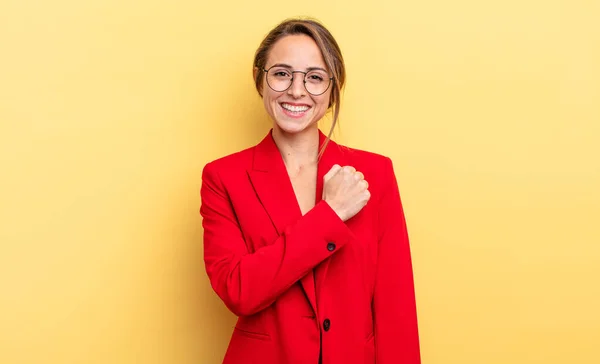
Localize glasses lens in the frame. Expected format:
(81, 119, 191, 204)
(304, 70, 331, 95)
(266, 68, 292, 92)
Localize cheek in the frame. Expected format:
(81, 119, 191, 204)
(262, 89, 274, 106)
(315, 93, 331, 111)
(263, 95, 273, 116)
(310, 99, 330, 121)
(263, 87, 281, 103)
(262, 90, 281, 117)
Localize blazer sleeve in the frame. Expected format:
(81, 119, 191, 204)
(200, 161, 355, 317)
(373, 157, 421, 364)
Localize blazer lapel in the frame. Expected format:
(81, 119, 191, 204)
(247, 131, 301, 235)
(247, 130, 318, 314)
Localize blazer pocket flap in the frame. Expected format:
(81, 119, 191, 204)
(233, 326, 271, 341)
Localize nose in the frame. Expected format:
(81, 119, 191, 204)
(287, 72, 306, 98)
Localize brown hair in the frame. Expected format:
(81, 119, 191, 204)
(253, 18, 346, 156)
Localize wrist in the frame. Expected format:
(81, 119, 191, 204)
(323, 200, 345, 222)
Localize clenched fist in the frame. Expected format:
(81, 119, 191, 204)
(323, 164, 371, 222)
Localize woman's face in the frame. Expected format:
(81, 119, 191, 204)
(260, 34, 332, 135)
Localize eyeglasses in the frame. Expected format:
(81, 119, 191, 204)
(262, 65, 333, 96)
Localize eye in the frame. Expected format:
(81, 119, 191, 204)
(306, 72, 326, 83)
(271, 69, 291, 78)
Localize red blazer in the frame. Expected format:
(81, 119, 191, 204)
(200, 130, 420, 364)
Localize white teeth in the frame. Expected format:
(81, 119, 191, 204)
(281, 103, 309, 112)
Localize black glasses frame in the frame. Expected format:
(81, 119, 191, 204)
(262, 66, 334, 96)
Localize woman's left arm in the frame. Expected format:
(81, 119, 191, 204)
(373, 157, 421, 364)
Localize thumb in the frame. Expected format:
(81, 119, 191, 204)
(323, 164, 342, 182)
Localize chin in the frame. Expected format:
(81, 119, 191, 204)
(274, 119, 317, 135)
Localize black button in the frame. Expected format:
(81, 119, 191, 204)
(327, 242, 336, 252)
(323, 318, 331, 331)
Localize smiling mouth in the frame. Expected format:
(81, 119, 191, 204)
(280, 102, 311, 117)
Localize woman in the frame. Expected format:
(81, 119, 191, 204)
(200, 18, 420, 364)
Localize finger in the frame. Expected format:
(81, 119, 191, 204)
(359, 179, 369, 189)
(324, 164, 342, 181)
(354, 171, 364, 181)
(342, 166, 356, 174)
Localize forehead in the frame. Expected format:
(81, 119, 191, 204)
(266, 34, 327, 70)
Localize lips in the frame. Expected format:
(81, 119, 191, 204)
(280, 102, 310, 112)
(279, 102, 311, 119)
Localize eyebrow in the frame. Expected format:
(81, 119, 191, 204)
(269, 63, 328, 72)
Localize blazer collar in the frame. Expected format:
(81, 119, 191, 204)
(252, 128, 347, 173)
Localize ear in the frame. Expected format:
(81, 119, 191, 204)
(253, 66, 263, 97)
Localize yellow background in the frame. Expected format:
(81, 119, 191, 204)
(1, 0, 599, 363)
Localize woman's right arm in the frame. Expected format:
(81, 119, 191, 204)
(200, 162, 354, 317)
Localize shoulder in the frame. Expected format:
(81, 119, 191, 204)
(200, 146, 256, 193)
(332, 142, 401, 203)
(335, 143, 395, 178)
(203, 146, 254, 172)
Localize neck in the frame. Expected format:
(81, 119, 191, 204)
(272, 125, 320, 171)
